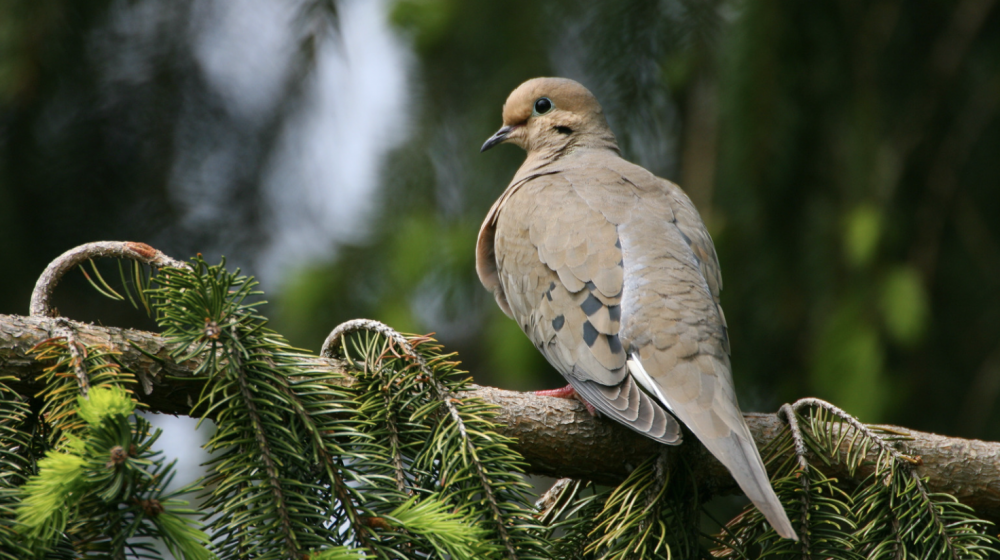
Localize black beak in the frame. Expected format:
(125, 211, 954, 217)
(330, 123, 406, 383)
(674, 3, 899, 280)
(480, 125, 514, 153)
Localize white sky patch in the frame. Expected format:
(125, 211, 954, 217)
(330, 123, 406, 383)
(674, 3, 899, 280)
(142, 414, 213, 491)
(193, 0, 297, 122)
(260, 0, 412, 285)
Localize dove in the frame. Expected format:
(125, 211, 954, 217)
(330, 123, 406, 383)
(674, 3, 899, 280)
(477, 77, 797, 540)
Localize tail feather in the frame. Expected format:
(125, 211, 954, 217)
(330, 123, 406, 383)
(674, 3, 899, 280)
(568, 375, 683, 445)
(702, 425, 798, 540)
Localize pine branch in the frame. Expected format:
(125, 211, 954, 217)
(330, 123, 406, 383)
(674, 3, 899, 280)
(142, 256, 380, 558)
(227, 345, 300, 556)
(329, 321, 548, 559)
(324, 320, 522, 560)
(3, 312, 1000, 524)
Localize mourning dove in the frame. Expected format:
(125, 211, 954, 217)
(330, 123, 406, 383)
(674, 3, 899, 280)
(477, 77, 797, 540)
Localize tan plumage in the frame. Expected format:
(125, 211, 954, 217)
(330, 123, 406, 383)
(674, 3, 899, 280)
(477, 77, 797, 540)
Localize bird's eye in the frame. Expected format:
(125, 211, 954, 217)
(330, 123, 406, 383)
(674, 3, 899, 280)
(533, 97, 553, 115)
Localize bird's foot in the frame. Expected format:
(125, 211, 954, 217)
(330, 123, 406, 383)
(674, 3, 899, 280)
(534, 384, 577, 399)
(534, 384, 598, 416)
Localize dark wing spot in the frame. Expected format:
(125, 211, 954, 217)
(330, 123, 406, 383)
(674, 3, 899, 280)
(552, 315, 565, 331)
(607, 334, 623, 354)
(580, 293, 602, 315)
(608, 305, 621, 321)
(676, 226, 692, 246)
(583, 321, 599, 347)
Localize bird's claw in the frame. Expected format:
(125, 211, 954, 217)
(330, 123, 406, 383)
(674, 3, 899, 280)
(534, 384, 598, 417)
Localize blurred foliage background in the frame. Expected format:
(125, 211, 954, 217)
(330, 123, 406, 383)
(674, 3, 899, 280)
(1, 0, 999, 445)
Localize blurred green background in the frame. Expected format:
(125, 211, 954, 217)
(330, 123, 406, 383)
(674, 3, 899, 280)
(2, 0, 999, 442)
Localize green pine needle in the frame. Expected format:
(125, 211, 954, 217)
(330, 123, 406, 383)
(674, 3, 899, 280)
(76, 385, 135, 425)
(385, 495, 500, 559)
(7, 253, 1000, 560)
(15, 451, 86, 541)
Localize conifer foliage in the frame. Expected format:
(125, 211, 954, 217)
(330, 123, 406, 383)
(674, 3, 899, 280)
(1, 249, 1000, 558)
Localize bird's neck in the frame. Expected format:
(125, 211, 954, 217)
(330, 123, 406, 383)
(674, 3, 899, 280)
(514, 143, 620, 186)
(525, 129, 620, 168)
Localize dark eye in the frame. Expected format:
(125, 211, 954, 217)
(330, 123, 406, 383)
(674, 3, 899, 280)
(533, 97, 553, 115)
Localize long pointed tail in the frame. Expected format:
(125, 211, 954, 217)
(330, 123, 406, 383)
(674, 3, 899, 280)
(704, 425, 798, 540)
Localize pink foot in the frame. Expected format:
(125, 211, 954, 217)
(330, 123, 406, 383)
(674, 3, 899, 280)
(534, 384, 577, 398)
(534, 384, 598, 417)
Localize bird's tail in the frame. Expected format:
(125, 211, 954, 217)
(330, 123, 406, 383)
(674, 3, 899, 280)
(705, 424, 798, 540)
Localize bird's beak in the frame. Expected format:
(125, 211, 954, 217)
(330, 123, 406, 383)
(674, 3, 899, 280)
(481, 125, 515, 153)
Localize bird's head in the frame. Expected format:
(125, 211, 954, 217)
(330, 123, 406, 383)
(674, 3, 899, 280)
(481, 77, 618, 156)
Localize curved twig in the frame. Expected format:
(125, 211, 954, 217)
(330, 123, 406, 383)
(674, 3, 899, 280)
(321, 318, 406, 360)
(790, 398, 916, 465)
(778, 403, 812, 556)
(30, 241, 190, 318)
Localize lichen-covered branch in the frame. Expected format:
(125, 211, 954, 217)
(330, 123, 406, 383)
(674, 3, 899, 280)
(3, 312, 1000, 524)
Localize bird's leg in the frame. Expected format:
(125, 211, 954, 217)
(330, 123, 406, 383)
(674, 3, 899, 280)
(534, 384, 598, 416)
(534, 384, 576, 398)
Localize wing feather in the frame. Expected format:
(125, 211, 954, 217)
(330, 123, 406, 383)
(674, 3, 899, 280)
(490, 172, 681, 444)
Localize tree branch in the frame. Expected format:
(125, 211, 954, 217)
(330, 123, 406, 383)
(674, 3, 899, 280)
(3, 312, 1000, 523)
(28, 241, 190, 318)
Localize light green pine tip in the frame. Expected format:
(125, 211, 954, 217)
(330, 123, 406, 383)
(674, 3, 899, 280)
(16, 452, 86, 539)
(76, 385, 135, 425)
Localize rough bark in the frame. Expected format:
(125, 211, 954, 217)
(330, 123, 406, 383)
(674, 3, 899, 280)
(3, 312, 1000, 523)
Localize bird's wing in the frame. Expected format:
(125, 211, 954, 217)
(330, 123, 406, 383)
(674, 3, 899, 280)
(663, 176, 730, 354)
(483, 166, 681, 444)
(580, 155, 795, 540)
